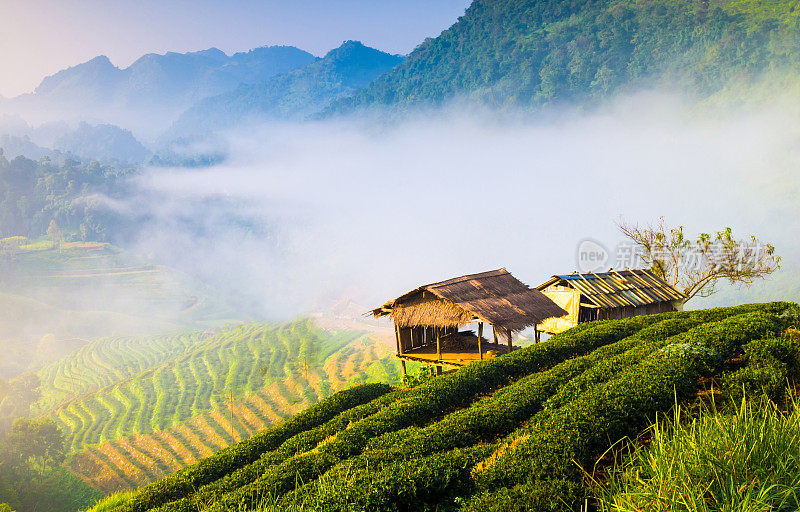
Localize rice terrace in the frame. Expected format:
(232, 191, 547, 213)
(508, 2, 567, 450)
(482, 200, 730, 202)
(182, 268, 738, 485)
(2, 0, 800, 511)
(38, 321, 400, 492)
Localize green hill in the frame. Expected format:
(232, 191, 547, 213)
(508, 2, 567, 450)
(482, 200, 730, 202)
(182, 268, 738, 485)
(82, 301, 799, 512)
(332, 0, 800, 113)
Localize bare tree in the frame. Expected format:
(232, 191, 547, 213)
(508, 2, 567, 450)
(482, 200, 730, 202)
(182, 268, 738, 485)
(618, 217, 780, 301)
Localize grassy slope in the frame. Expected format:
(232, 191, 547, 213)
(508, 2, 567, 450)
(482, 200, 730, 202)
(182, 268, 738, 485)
(595, 397, 800, 511)
(33, 319, 402, 494)
(81, 301, 798, 512)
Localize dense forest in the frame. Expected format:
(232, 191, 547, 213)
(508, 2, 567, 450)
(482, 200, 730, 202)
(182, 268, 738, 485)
(0, 151, 131, 241)
(332, 0, 800, 111)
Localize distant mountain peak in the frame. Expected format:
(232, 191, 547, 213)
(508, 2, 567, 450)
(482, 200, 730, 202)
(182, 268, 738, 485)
(195, 47, 227, 58)
(324, 40, 400, 63)
(90, 55, 114, 65)
(14, 44, 317, 139)
(52, 54, 117, 74)
(34, 55, 122, 96)
(326, 40, 368, 56)
(130, 47, 229, 68)
(338, 40, 366, 49)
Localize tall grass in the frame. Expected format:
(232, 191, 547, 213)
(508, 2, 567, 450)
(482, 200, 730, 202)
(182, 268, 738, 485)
(84, 492, 134, 512)
(594, 395, 800, 512)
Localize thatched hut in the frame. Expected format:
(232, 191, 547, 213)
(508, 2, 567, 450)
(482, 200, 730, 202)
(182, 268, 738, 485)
(536, 269, 687, 335)
(371, 269, 567, 374)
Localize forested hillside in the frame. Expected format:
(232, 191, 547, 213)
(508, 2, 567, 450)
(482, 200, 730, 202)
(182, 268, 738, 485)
(54, 123, 150, 165)
(82, 302, 800, 511)
(333, 0, 800, 112)
(0, 153, 130, 240)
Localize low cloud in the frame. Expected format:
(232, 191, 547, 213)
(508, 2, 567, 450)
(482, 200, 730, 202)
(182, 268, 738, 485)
(118, 92, 800, 318)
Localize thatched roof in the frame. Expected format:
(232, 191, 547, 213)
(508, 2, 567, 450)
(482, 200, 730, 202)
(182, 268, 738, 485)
(371, 269, 567, 331)
(537, 269, 687, 309)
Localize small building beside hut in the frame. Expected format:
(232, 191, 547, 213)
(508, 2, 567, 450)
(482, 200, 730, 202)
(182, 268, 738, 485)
(535, 269, 687, 335)
(371, 269, 567, 375)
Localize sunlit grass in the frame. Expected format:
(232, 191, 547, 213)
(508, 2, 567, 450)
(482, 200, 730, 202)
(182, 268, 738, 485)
(249, 471, 355, 512)
(82, 491, 133, 512)
(17, 238, 56, 251)
(594, 395, 800, 512)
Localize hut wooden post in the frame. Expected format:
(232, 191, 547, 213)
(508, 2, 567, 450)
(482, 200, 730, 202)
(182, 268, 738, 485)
(534, 327, 541, 343)
(507, 328, 513, 352)
(400, 359, 407, 376)
(478, 322, 484, 360)
(493, 325, 498, 345)
(436, 327, 442, 362)
(395, 323, 402, 355)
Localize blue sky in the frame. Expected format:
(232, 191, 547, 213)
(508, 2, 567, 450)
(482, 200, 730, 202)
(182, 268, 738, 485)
(0, 0, 470, 97)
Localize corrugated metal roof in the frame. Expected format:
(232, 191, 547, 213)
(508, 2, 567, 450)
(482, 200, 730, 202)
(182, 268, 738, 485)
(538, 269, 686, 309)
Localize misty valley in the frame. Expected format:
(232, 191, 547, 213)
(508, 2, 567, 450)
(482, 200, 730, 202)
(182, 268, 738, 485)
(2, 0, 800, 511)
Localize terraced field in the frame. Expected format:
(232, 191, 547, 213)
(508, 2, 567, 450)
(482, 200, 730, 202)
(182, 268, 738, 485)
(0, 241, 241, 378)
(82, 301, 800, 512)
(34, 319, 401, 492)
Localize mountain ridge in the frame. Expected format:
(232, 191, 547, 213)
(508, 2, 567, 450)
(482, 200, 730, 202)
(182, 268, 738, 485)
(164, 40, 403, 141)
(1, 45, 318, 139)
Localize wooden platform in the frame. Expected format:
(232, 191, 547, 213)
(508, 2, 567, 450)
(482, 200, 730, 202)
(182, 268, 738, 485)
(396, 332, 515, 367)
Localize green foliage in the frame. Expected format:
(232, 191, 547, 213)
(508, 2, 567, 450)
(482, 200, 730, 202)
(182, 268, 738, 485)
(201, 314, 664, 512)
(366, 315, 714, 463)
(0, 417, 64, 472)
(0, 375, 40, 437)
(594, 396, 800, 512)
(283, 445, 496, 511)
(0, 154, 132, 241)
(149, 390, 405, 512)
(470, 311, 784, 497)
(121, 383, 393, 512)
(462, 478, 584, 512)
(332, 0, 800, 113)
(723, 330, 800, 402)
(83, 492, 134, 512)
(0, 418, 100, 512)
(87, 302, 799, 512)
(401, 365, 437, 387)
